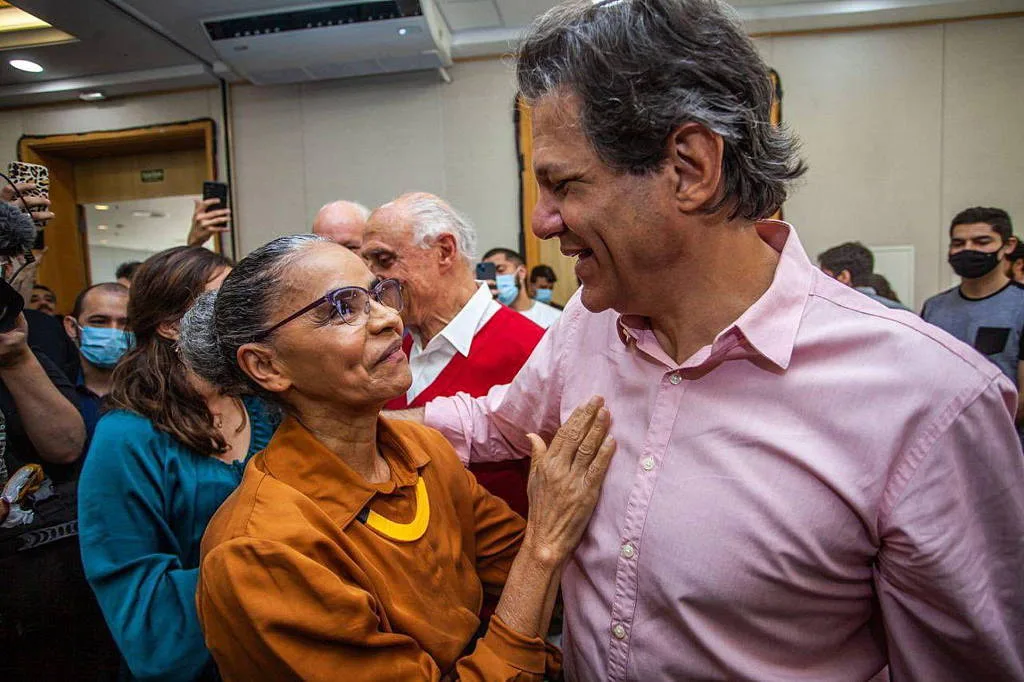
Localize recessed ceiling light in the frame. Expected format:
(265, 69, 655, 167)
(9, 58, 42, 72)
(97, 224, 108, 231)
(398, 27, 408, 36)
(79, 91, 105, 102)
(131, 210, 152, 218)
(94, 204, 109, 211)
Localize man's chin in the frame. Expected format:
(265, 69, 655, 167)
(579, 285, 614, 314)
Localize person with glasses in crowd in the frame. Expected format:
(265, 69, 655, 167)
(177, 235, 611, 680)
(361, 193, 544, 518)
(77, 247, 280, 682)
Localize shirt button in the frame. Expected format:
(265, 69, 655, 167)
(620, 543, 636, 559)
(612, 623, 627, 640)
(668, 372, 682, 385)
(641, 457, 655, 471)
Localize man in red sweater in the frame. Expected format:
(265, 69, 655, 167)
(362, 192, 543, 517)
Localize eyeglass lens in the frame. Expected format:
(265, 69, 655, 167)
(329, 280, 403, 324)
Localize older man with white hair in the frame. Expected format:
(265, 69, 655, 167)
(361, 192, 544, 519)
(312, 200, 371, 251)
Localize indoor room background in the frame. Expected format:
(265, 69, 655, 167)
(0, 2, 1021, 311)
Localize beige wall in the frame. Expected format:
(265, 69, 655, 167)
(0, 17, 1021, 308)
(230, 59, 519, 256)
(760, 17, 1024, 308)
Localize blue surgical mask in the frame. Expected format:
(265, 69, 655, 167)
(495, 274, 519, 306)
(534, 288, 553, 304)
(77, 325, 134, 369)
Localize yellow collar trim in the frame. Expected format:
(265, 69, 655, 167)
(364, 477, 429, 542)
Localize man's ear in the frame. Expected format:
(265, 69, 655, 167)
(517, 265, 528, 286)
(63, 316, 79, 343)
(1004, 236, 1019, 256)
(665, 122, 725, 213)
(157, 320, 179, 342)
(434, 233, 459, 271)
(237, 343, 292, 395)
(836, 270, 853, 285)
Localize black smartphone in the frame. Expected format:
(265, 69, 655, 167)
(202, 181, 229, 209)
(476, 262, 496, 281)
(33, 230, 44, 251)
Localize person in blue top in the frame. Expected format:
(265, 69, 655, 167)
(77, 246, 280, 682)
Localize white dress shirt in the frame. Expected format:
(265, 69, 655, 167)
(520, 301, 562, 329)
(406, 283, 500, 403)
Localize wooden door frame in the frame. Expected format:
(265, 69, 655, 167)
(18, 118, 218, 311)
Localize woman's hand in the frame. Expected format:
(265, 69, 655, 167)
(522, 396, 616, 568)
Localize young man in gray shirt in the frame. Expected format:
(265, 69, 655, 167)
(922, 207, 1024, 435)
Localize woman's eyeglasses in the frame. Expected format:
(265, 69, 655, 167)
(254, 278, 403, 341)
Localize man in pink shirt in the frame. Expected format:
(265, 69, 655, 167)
(401, 0, 1024, 679)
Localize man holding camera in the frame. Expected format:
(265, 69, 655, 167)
(0, 187, 119, 678)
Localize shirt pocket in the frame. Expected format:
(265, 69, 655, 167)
(974, 326, 1011, 355)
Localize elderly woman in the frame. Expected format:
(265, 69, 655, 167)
(179, 235, 614, 681)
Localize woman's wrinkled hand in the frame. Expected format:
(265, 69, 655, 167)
(523, 396, 616, 568)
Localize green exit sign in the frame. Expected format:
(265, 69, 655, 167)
(140, 169, 164, 183)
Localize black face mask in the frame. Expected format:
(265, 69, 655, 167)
(949, 249, 1002, 279)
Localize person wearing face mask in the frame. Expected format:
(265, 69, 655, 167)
(63, 283, 132, 444)
(922, 207, 1024, 435)
(482, 248, 562, 329)
(529, 264, 563, 310)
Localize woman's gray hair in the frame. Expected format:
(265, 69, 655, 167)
(178, 233, 329, 400)
(516, 0, 806, 220)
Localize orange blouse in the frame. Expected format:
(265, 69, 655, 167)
(196, 416, 560, 681)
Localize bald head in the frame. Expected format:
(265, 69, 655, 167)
(312, 200, 370, 251)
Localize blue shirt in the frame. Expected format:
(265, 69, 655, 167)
(74, 373, 102, 450)
(78, 397, 279, 682)
(854, 286, 913, 312)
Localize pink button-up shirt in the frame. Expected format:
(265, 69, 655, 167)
(425, 222, 1024, 681)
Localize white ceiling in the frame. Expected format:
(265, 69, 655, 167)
(1, 0, 1021, 108)
(83, 195, 197, 253)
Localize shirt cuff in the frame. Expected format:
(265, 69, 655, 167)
(481, 614, 560, 676)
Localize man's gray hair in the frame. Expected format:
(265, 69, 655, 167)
(516, 0, 806, 220)
(383, 194, 477, 262)
(178, 233, 329, 401)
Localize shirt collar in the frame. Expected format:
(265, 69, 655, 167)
(261, 415, 430, 529)
(413, 282, 498, 358)
(617, 220, 812, 372)
(75, 371, 101, 398)
(855, 286, 878, 295)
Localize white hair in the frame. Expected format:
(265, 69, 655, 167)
(381, 194, 477, 262)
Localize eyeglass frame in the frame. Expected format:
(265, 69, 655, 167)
(253, 278, 403, 342)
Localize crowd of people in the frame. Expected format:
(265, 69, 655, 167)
(1, 0, 1022, 680)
